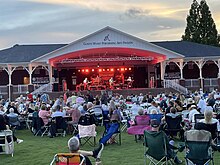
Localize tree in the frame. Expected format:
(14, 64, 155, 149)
(182, 0, 219, 46)
(182, 0, 200, 43)
(199, 0, 219, 46)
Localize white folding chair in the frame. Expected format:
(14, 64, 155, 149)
(0, 130, 14, 157)
(78, 124, 96, 146)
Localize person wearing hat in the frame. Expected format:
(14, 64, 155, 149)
(188, 104, 200, 125)
(150, 119, 182, 164)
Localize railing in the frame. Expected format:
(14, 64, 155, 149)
(185, 79, 200, 88)
(0, 86, 8, 94)
(31, 83, 53, 95)
(164, 79, 188, 95)
(12, 85, 29, 94)
(204, 78, 218, 87)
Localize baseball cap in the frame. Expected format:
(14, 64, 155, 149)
(150, 119, 160, 128)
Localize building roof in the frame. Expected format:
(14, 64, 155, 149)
(0, 44, 66, 63)
(152, 41, 220, 57)
(0, 40, 220, 63)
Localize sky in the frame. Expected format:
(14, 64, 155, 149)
(1, 0, 220, 49)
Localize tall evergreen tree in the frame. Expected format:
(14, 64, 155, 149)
(199, 0, 219, 46)
(182, 0, 200, 42)
(182, 0, 219, 46)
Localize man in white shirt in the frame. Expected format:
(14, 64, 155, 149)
(188, 105, 200, 124)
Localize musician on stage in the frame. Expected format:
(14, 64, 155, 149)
(127, 76, 133, 88)
(109, 77, 114, 89)
(83, 77, 89, 90)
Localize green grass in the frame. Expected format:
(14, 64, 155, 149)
(1, 127, 220, 165)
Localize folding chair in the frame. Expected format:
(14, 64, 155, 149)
(194, 114, 204, 124)
(93, 105, 103, 126)
(0, 130, 14, 157)
(52, 116, 67, 137)
(164, 115, 184, 141)
(144, 130, 174, 165)
(102, 121, 121, 145)
(127, 115, 151, 142)
(194, 122, 218, 140)
(184, 129, 214, 165)
(50, 153, 86, 165)
(78, 124, 96, 147)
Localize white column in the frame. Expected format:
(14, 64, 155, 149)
(179, 61, 184, 79)
(48, 65, 53, 84)
(7, 65, 12, 102)
(218, 59, 220, 78)
(160, 61, 166, 81)
(28, 64, 33, 85)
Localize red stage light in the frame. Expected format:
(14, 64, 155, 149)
(121, 68, 124, 71)
(82, 69, 85, 72)
(117, 68, 119, 71)
(107, 69, 109, 71)
(99, 69, 102, 72)
(129, 68, 131, 70)
(103, 69, 105, 71)
(110, 68, 114, 72)
(85, 69, 89, 72)
(78, 70, 80, 72)
(125, 68, 127, 71)
(92, 69, 94, 72)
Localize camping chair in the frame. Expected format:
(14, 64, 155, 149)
(164, 115, 184, 141)
(144, 130, 174, 165)
(194, 114, 204, 124)
(50, 153, 86, 165)
(102, 121, 121, 145)
(51, 116, 67, 137)
(184, 129, 214, 165)
(194, 122, 218, 140)
(0, 130, 14, 157)
(149, 114, 164, 123)
(93, 105, 104, 126)
(78, 124, 96, 147)
(127, 115, 151, 142)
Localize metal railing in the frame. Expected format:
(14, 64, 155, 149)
(164, 79, 188, 95)
(0, 86, 8, 94)
(204, 78, 218, 87)
(12, 85, 29, 94)
(185, 79, 200, 88)
(31, 83, 53, 95)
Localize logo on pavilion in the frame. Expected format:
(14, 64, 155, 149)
(104, 34, 110, 41)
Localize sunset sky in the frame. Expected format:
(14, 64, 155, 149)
(1, 0, 220, 49)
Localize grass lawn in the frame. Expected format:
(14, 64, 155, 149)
(1, 127, 220, 165)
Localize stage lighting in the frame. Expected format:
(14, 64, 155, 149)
(125, 68, 127, 71)
(103, 69, 105, 71)
(121, 68, 124, 71)
(117, 68, 119, 71)
(78, 70, 81, 72)
(82, 69, 85, 72)
(85, 69, 89, 72)
(129, 68, 132, 70)
(99, 69, 102, 72)
(92, 69, 94, 72)
(107, 69, 109, 71)
(110, 68, 114, 72)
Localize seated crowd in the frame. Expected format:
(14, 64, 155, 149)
(1, 89, 220, 164)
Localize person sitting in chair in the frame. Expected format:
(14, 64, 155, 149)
(150, 119, 183, 164)
(68, 136, 104, 165)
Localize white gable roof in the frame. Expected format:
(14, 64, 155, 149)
(32, 26, 184, 63)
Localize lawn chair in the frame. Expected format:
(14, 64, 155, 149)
(78, 124, 96, 147)
(50, 153, 86, 165)
(184, 129, 214, 165)
(0, 130, 14, 157)
(164, 115, 184, 141)
(194, 122, 218, 140)
(101, 121, 121, 145)
(144, 130, 174, 165)
(127, 115, 151, 142)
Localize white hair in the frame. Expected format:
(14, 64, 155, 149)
(68, 137, 80, 152)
